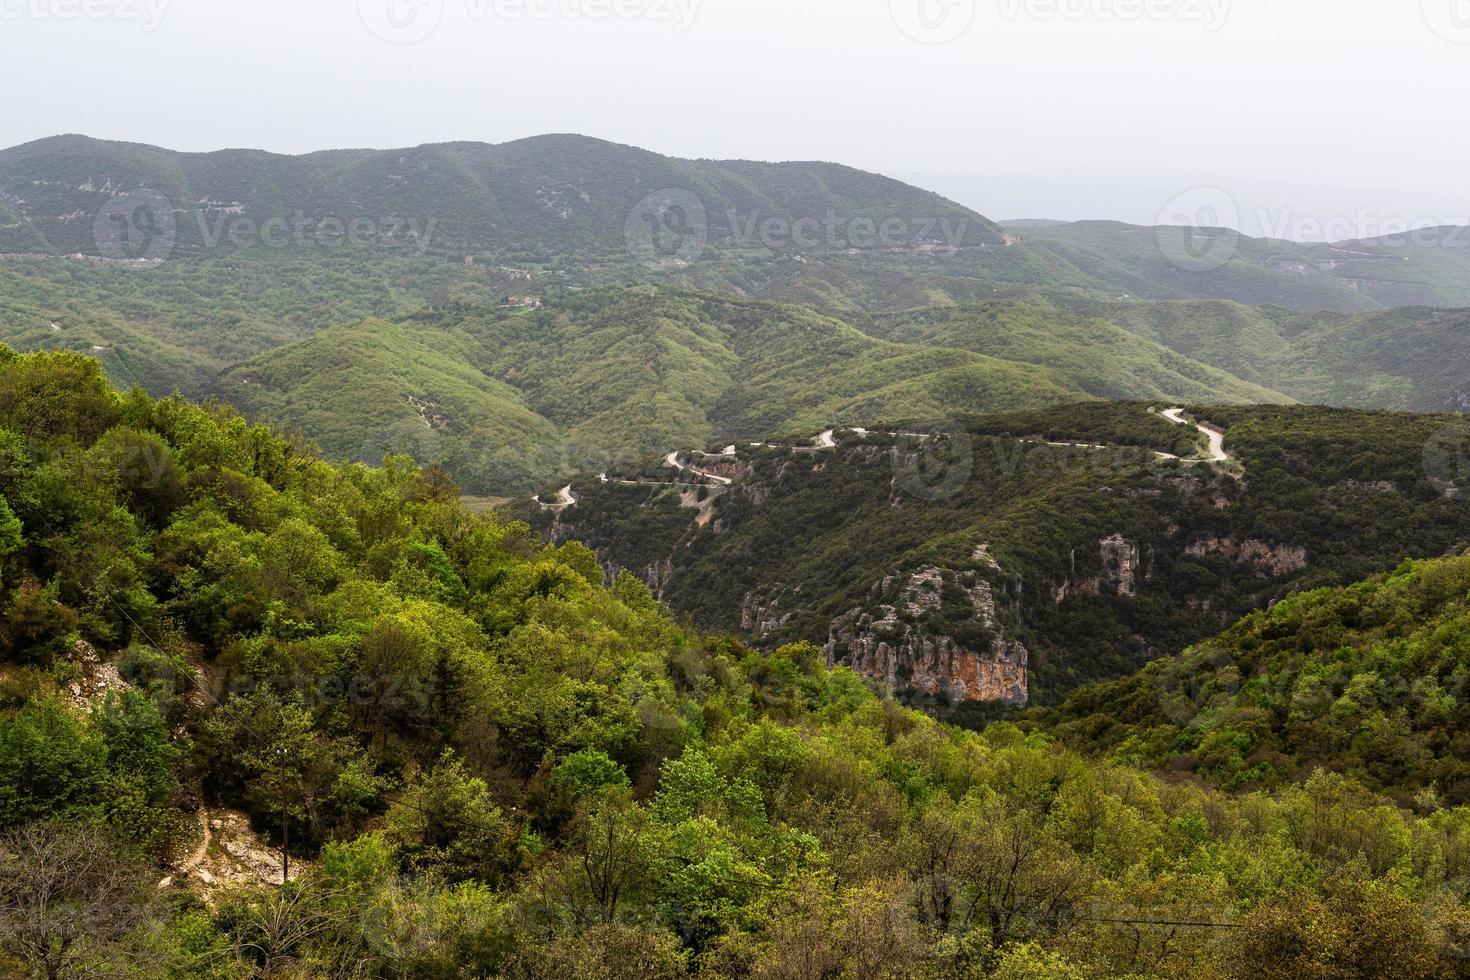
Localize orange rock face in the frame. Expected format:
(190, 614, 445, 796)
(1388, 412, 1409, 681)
(825, 566, 1030, 707)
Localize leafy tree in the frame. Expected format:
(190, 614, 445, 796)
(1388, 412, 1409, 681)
(553, 748, 632, 801)
(569, 787, 650, 925)
(386, 752, 522, 885)
(93, 690, 179, 849)
(0, 701, 107, 829)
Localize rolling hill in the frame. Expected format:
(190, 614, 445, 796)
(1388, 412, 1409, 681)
(1012, 219, 1470, 312)
(857, 295, 1290, 405)
(1036, 292, 1470, 412)
(209, 288, 1303, 494)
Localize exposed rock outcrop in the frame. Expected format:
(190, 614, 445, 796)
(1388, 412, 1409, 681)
(1053, 534, 1144, 603)
(689, 453, 750, 484)
(62, 639, 128, 710)
(741, 590, 795, 637)
(826, 565, 1029, 706)
(166, 809, 305, 904)
(1185, 537, 1308, 576)
(1100, 534, 1141, 596)
(404, 394, 454, 431)
(640, 557, 676, 598)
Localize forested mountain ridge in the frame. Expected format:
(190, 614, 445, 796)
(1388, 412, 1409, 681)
(1012, 219, 1470, 311)
(0, 133, 1001, 258)
(3, 132, 1470, 501)
(521, 403, 1470, 712)
(7, 345, 1470, 978)
(8, 134, 1470, 321)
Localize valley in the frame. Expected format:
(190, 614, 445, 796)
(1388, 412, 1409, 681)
(6, 346, 1470, 977)
(5, 129, 1470, 978)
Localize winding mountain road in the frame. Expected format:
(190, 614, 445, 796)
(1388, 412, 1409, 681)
(1160, 408, 1232, 464)
(532, 484, 577, 510)
(535, 412, 1232, 518)
(666, 451, 734, 486)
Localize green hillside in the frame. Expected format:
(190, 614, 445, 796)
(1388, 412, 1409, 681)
(209, 288, 1316, 495)
(212, 289, 1091, 493)
(521, 403, 1470, 709)
(0, 250, 527, 395)
(1011, 220, 1470, 312)
(5, 346, 1470, 978)
(860, 295, 1292, 405)
(1048, 293, 1470, 412)
(1039, 546, 1470, 806)
(209, 319, 567, 493)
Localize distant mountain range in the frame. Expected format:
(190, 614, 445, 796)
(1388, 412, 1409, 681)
(0, 133, 999, 258)
(4, 134, 1469, 313)
(1, 134, 1469, 498)
(1010, 219, 1470, 312)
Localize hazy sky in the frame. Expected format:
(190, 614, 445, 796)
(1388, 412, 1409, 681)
(3, 0, 1468, 238)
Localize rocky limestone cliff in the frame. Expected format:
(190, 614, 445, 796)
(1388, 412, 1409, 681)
(825, 565, 1029, 706)
(1053, 534, 1145, 604)
(1185, 536, 1308, 577)
(741, 589, 796, 637)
